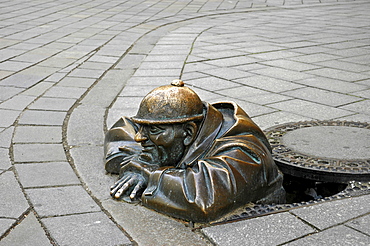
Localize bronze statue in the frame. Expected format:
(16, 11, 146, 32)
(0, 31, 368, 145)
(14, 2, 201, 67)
(105, 80, 285, 222)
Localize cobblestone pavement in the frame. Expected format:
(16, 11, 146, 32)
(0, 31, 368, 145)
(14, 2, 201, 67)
(1, 0, 369, 245)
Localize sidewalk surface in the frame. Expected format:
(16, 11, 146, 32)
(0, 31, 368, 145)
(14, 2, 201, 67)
(1, 0, 369, 245)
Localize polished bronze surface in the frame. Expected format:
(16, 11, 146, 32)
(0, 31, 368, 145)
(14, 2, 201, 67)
(105, 80, 285, 222)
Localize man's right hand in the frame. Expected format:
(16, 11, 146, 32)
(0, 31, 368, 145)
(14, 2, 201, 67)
(110, 172, 147, 200)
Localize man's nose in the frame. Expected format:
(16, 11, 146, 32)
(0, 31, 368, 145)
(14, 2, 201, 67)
(134, 128, 148, 142)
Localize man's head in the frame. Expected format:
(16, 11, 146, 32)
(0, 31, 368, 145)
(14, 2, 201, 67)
(132, 80, 204, 166)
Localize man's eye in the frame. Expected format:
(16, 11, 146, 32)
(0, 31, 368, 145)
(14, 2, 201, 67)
(149, 126, 163, 134)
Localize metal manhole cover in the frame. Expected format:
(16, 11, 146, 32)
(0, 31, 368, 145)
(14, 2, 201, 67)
(264, 120, 370, 183)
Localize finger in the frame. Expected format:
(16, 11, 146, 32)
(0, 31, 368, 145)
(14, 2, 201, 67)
(114, 182, 131, 199)
(129, 180, 144, 200)
(110, 176, 130, 196)
(110, 175, 130, 190)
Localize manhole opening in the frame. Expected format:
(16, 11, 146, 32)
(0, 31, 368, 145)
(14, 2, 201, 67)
(283, 173, 347, 204)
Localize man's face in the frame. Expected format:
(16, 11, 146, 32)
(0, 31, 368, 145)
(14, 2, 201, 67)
(134, 124, 187, 167)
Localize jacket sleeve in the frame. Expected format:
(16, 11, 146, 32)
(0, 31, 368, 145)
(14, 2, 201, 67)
(104, 117, 141, 174)
(141, 135, 283, 222)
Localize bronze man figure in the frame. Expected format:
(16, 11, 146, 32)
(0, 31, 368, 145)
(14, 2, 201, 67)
(105, 80, 285, 222)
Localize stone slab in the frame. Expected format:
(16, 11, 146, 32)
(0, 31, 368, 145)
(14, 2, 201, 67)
(13, 143, 66, 163)
(28, 97, 76, 111)
(0, 109, 19, 128)
(0, 127, 13, 148)
(0, 218, 15, 237)
(26, 185, 101, 217)
(0, 148, 11, 170)
(291, 195, 370, 230)
(18, 110, 66, 126)
(15, 162, 80, 188)
(13, 126, 62, 143)
(0, 171, 29, 219)
(286, 225, 370, 246)
(103, 200, 208, 246)
(0, 213, 51, 246)
(346, 214, 370, 235)
(202, 212, 315, 246)
(41, 212, 132, 246)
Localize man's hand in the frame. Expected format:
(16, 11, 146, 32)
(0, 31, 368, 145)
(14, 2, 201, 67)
(110, 172, 147, 200)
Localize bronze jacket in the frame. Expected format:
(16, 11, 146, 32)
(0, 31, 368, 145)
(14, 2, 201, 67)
(105, 102, 285, 222)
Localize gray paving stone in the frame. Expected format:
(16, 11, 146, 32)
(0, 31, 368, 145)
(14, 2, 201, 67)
(18, 110, 66, 126)
(307, 68, 369, 82)
(143, 54, 188, 62)
(125, 76, 177, 86)
(37, 57, 75, 69)
(0, 86, 23, 101)
(203, 67, 253, 80)
(69, 68, 105, 79)
(282, 87, 361, 107)
(21, 82, 54, 96)
(42, 86, 86, 99)
(296, 77, 367, 93)
(0, 218, 15, 238)
(67, 106, 105, 146)
(187, 76, 240, 91)
(0, 212, 51, 246)
(0, 127, 13, 148)
(0, 109, 19, 127)
(0, 148, 11, 170)
(217, 85, 270, 98)
(28, 97, 76, 111)
(42, 212, 132, 246)
(0, 95, 35, 110)
(115, 54, 146, 70)
(352, 89, 370, 99)
(291, 195, 370, 230)
(0, 61, 33, 71)
(339, 100, 370, 115)
(243, 93, 293, 105)
(13, 126, 61, 143)
(0, 171, 29, 219)
(69, 145, 112, 201)
(316, 60, 370, 73)
(13, 143, 66, 163)
(15, 162, 80, 188)
(236, 75, 304, 93)
(261, 60, 320, 72)
(253, 111, 312, 130)
(269, 99, 353, 119)
(103, 200, 208, 246)
(249, 50, 302, 60)
(26, 185, 100, 217)
(202, 212, 315, 246)
(286, 225, 370, 246)
(346, 214, 370, 236)
(0, 73, 43, 88)
(341, 54, 370, 65)
(133, 68, 181, 77)
(57, 77, 96, 88)
(338, 113, 370, 123)
(252, 67, 314, 81)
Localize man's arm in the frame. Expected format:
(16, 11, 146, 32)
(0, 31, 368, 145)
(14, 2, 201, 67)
(104, 117, 141, 174)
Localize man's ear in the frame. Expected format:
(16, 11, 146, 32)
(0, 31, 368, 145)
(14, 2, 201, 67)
(183, 122, 198, 146)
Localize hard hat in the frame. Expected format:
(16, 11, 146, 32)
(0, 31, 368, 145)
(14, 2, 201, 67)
(132, 80, 204, 124)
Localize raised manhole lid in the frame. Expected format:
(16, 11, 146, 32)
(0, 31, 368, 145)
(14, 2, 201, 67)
(264, 120, 370, 183)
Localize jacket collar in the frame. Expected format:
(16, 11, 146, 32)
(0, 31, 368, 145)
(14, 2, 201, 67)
(177, 102, 223, 168)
